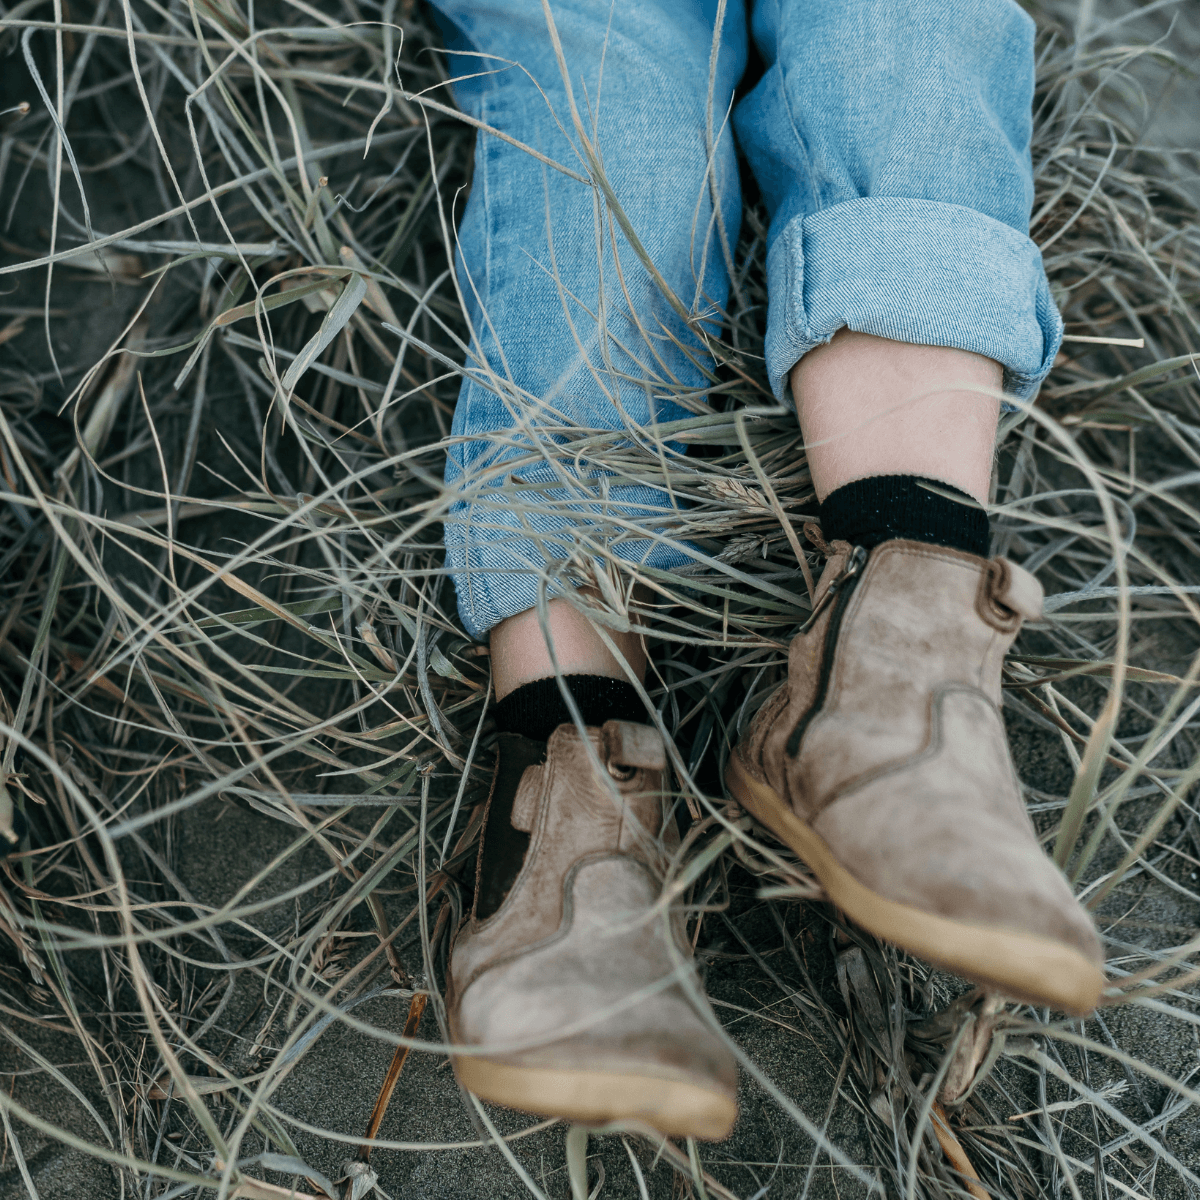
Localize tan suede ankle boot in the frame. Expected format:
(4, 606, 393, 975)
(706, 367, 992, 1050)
(727, 539, 1104, 1015)
(448, 719, 738, 1139)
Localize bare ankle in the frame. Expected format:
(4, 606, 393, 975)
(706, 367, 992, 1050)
(790, 329, 1001, 504)
(489, 589, 646, 700)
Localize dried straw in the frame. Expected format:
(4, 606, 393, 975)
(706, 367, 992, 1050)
(0, 0, 1198, 1196)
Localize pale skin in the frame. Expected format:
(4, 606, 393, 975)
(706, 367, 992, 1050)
(490, 330, 1002, 699)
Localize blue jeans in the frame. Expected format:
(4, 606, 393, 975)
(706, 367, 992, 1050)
(432, 0, 1061, 640)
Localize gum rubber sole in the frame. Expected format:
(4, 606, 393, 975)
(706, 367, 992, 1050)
(453, 1055, 738, 1141)
(725, 752, 1104, 1016)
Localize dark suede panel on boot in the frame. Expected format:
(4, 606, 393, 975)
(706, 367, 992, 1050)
(474, 733, 546, 920)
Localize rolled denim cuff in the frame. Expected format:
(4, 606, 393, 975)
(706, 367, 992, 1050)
(764, 197, 1063, 403)
(444, 496, 696, 641)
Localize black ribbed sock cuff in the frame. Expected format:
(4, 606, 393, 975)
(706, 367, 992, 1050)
(819, 474, 990, 557)
(493, 675, 645, 743)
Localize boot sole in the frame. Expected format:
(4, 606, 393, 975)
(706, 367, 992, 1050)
(725, 752, 1103, 1015)
(453, 1055, 738, 1140)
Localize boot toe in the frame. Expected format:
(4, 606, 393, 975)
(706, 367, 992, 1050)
(815, 783, 1102, 963)
(813, 777, 1104, 1011)
(451, 857, 739, 1137)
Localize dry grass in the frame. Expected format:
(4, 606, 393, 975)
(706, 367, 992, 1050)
(0, 1, 1199, 1197)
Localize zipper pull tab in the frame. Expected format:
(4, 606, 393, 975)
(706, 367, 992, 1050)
(829, 545, 867, 593)
(844, 545, 867, 577)
(798, 545, 868, 633)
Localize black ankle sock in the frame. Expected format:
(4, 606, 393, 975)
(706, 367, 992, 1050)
(819, 474, 990, 557)
(493, 675, 645, 743)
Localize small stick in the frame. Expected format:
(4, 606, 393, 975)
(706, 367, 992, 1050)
(356, 992, 428, 1163)
(930, 1101, 988, 1200)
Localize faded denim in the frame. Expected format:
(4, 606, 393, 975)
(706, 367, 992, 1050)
(430, 0, 1062, 639)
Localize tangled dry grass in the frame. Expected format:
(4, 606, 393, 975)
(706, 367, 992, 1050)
(0, 1, 1199, 1197)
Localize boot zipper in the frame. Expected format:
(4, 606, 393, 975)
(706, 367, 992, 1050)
(785, 545, 867, 757)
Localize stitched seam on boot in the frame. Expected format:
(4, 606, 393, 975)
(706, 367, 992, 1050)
(455, 852, 667, 998)
(470, 749, 504, 918)
(875, 539, 988, 568)
(815, 685, 1015, 810)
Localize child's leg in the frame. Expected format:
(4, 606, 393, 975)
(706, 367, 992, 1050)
(736, 0, 1062, 413)
(490, 586, 645, 699)
(727, 0, 1102, 1012)
(432, 0, 747, 706)
(432, 0, 744, 1137)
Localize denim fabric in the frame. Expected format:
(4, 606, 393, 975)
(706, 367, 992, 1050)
(431, 0, 1063, 639)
